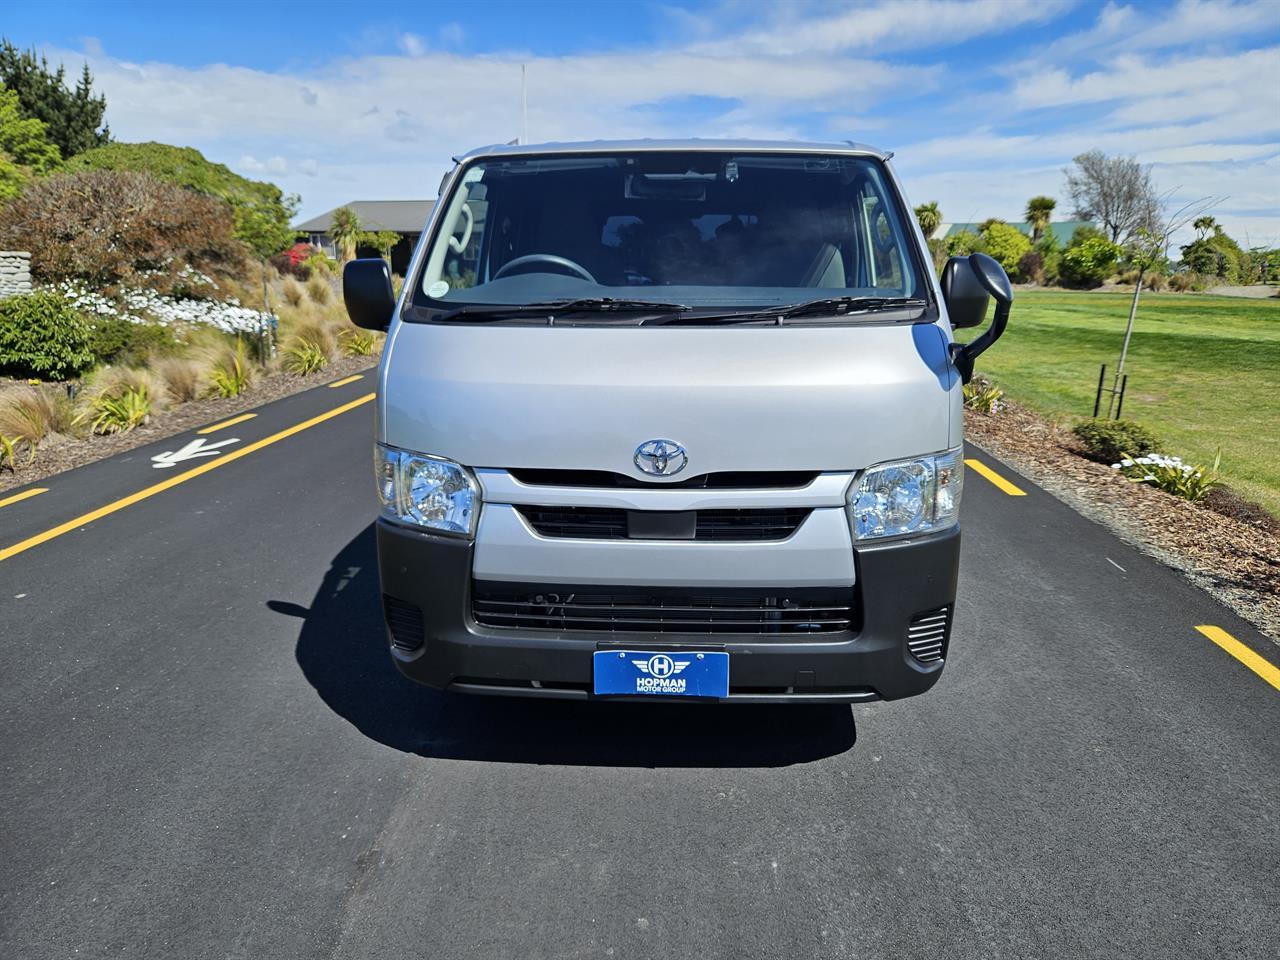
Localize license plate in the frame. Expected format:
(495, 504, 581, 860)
(593, 650, 729, 698)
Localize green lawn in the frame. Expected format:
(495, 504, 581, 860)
(958, 289, 1280, 517)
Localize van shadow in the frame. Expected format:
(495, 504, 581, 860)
(279, 524, 857, 768)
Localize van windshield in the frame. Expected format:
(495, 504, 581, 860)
(413, 151, 923, 317)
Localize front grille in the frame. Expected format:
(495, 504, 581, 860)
(383, 595, 425, 653)
(906, 606, 952, 662)
(472, 582, 855, 635)
(516, 505, 811, 541)
(510, 468, 818, 490)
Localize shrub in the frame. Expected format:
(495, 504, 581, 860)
(303, 251, 335, 276)
(306, 276, 331, 305)
(0, 291, 94, 380)
(207, 341, 254, 398)
(1169, 272, 1196, 292)
(283, 338, 327, 375)
(0, 169, 245, 291)
(88, 316, 177, 366)
(1016, 250, 1044, 284)
(1060, 237, 1123, 288)
(64, 142, 299, 258)
(978, 221, 1031, 274)
(962, 378, 1004, 414)
(269, 251, 311, 280)
(1112, 451, 1221, 502)
(282, 276, 305, 308)
(87, 385, 152, 434)
(1073, 419, 1160, 463)
(153, 356, 206, 403)
(0, 384, 75, 444)
(340, 328, 376, 357)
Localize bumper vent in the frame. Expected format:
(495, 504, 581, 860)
(516, 505, 811, 541)
(382, 595, 425, 653)
(472, 582, 855, 635)
(906, 606, 952, 663)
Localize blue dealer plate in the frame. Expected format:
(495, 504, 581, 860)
(593, 650, 730, 698)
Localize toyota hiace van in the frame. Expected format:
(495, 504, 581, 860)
(344, 139, 1011, 703)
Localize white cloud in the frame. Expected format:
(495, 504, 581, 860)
(33, 0, 1279, 242)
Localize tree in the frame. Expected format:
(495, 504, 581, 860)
(0, 84, 60, 198)
(363, 229, 402, 261)
(0, 41, 109, 159)
(1025, 196, 1056, 241)
(329, 206, 362, 262)
(0, 169, 244, 289)
(1064, 151, 1161, 244)
(1193, 215, 1216, 240)
(66, 142, 299, 257)
(914, 201, 941, 239)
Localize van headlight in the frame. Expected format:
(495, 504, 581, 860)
(849, 448, 963, 540)
(375, 444, 479, 536)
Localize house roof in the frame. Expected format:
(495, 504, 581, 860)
(941, 220, 1096, 246)
(294, 200, 435, 234)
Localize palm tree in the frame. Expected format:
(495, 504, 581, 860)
(329, 206, 362, 262)
(1193, 215, 1216, 240)
(914, 202, 942, 239)
(1025, 195, 1056, 241)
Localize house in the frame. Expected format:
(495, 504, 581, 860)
(293, 200, 435, 275)
(931, 220, 1097, 247)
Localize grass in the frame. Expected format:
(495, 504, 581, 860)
(958, 289, 1280, 517)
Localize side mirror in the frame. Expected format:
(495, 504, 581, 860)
(343, 258, 396, 331)
(942, 252, 1012, 383)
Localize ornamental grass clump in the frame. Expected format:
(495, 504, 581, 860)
(87, 385, 152, 434)
(339, 328, 377, 357)
(962, 378, 1003, 414)
(1112, 451, 1221, 502)
(283, 338, 328, 375)
(207, 341, 254, 398)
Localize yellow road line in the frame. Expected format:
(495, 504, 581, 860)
(1195, 625, 1280, 692)
(197, 412, 257, 434)
(0, 487, 48, 509)
(0, 393, 375, 564)
(965, 458, 1027, 496)
(328, 375, 364, 388)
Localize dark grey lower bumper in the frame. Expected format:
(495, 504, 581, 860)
(376, 519, 960, 703)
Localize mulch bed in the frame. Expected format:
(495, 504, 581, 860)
(0, 355, 376, 495)
(965, 400, 1280, 642)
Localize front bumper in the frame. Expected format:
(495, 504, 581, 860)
(375, 519, 960, 703)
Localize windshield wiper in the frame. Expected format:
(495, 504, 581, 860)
(648, 296, 928, 326)
(434, 297, 691, 323)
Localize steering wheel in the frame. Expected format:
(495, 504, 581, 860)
(493, 254, 597, 284)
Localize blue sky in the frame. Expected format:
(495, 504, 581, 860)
(7, 0, 1279, 245)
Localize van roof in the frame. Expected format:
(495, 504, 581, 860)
(455, 138, 890, 162)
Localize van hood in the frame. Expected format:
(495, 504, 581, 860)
(379, 322, 959, 476)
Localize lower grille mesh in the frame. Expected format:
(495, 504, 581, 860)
(383, 595, 425, 653)
(472, 583, 855, 635)
(906, 606, 951, 662)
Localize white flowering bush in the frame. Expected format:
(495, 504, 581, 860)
(52, 277, 275, 337)
(1112, 452, 1221, 502)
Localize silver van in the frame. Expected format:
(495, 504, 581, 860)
(344, 139, 1011, 703)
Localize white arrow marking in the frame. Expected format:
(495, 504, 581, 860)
(151, 437, 241, 469)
